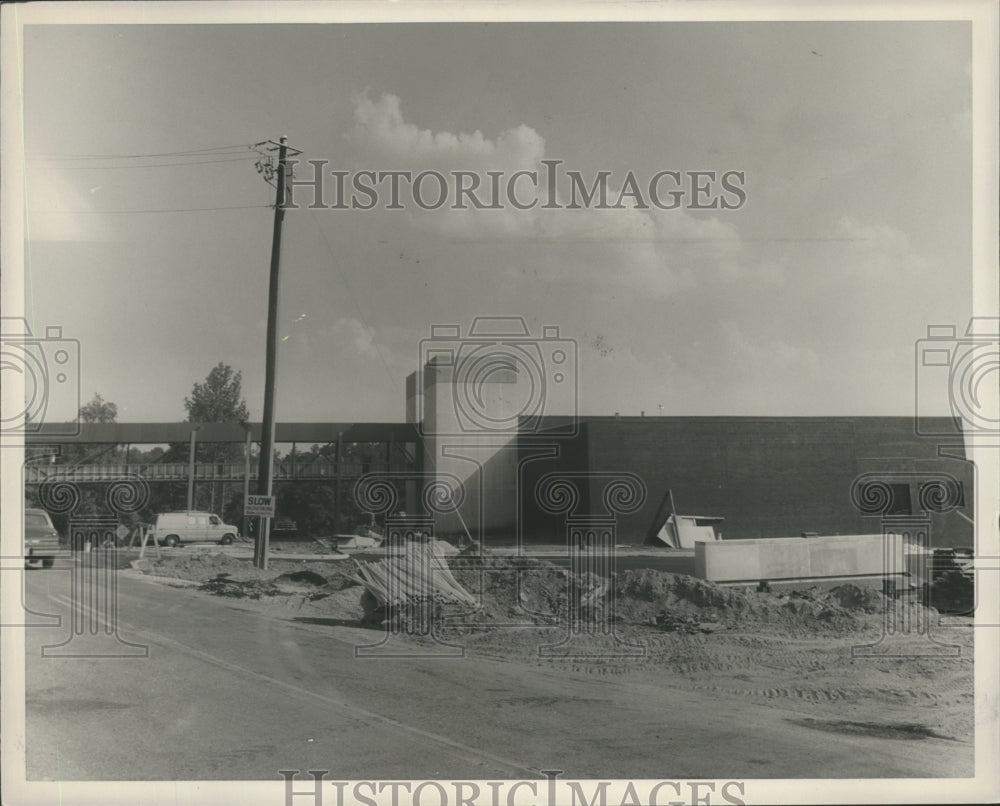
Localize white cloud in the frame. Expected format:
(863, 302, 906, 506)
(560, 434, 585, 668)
(346, 92, 745, 298)
(25, 161, 111, 242)
(349, 91, 544, 169)
(719, 320, 821, 381)
(330, 316, 382, 360)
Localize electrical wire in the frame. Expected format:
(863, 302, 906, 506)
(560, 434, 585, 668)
(30, 144, 255, 160)
(53, 156, 260, 170)
(34, 203, 273, 215)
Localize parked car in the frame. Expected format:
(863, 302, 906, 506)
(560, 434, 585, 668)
(150, 511, 239, 547)
(24, 507, 69, 568)
(272, 517, 299, 535)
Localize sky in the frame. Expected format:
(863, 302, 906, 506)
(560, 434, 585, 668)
(16, 16, 976, 425)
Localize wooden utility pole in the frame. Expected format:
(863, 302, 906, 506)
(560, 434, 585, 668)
(242, 425, 252, 542)
(186, 427, 198, 511)
(333, 431, 342, 534)
(254, 136, 290, 570)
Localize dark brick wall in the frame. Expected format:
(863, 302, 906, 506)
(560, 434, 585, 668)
(519, 417, 974, 546)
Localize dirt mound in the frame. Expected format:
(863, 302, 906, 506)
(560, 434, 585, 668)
(818, 584, 887, 613)
(138, 552, 257, 583)
(305, 586, 365, 621)
(273, 570, 330, 594)
(138, 550, 935, 642)
(440, 563, 892, 635)
(614, 569, 755, 614)
(197, 567, 363, 604)
(448, 558, 606, 624)
(199, 575, 276, 599)
(611, 569, 872, 634)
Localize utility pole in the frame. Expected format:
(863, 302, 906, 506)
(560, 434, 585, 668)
(186, 427, 199, 511)
(241, 422, 252, 541)
(253, 135, 294, 570)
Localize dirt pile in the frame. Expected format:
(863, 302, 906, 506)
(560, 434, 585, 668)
(611, 570, 904, 635)
(443, 564, 927, 637)
(135, 549, 936, 641)
(823, 583, 886, 613)
(133, 553, 364, 603)
(132, 552, 258, 583)
(447, 555, 606, 624)
(194, 567, 366, 621)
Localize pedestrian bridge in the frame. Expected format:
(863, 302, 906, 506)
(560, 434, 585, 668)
(23, 460, 414, 484)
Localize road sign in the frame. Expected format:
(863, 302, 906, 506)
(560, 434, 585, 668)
(245, 494, 276, 518)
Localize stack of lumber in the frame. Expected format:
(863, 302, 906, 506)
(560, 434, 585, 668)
(351, 541, 477, 607)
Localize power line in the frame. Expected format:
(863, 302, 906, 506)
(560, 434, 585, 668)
(30, 144, 254, 160)
(52, 156, 259, 170)
(34, 203, 273, 215)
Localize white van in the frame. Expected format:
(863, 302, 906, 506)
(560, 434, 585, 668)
(151, 511, 239, 547)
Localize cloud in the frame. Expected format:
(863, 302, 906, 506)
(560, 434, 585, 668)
(330, 316, 382, 360)
(349, 91, 544, 169)
(345, 92, 745, 298)
(719, 320, 821, 381)
(25, 161, 111, 242)
(757, 215, 928, 290)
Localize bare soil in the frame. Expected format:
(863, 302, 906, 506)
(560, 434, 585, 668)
(131, 548, 975, 745)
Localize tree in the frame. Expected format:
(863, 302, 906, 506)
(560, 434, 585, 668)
(169, 363, 251, 516)
(51, 393, 121, 466)
(184, 363, 250, 427)
(78, 393, 118, 424)
(32, 394, 123, 532)
(166, 363, 251, 462)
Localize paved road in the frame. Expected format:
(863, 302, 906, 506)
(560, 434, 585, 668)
(21, 562, 971, 781)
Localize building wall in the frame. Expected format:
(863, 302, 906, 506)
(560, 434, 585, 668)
(518, 417, 974, 547)
(411, 359, 974, 546)
(419, 359, 520, 537)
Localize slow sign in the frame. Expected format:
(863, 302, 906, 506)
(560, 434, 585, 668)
(245, 495, 276, 518)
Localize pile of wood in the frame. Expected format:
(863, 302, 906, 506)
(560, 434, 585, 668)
(351, 541, 477, 607)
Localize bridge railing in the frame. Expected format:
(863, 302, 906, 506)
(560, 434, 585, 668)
(23, 461, 413, 483)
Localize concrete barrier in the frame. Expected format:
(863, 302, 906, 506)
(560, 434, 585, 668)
(694, 533, 904, 584)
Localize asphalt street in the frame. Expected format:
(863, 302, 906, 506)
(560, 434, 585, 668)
(19, 561, 972, 781)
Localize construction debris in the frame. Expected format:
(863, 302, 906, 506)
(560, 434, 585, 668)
(645, 487, 723, 548)
(350, 541, 477, 607)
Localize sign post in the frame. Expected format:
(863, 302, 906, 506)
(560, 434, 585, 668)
(245, 494, 276, 519)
